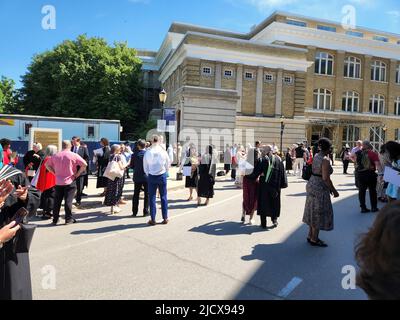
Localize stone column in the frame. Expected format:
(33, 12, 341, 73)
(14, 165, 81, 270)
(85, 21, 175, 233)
(215, 62, 222, 89)
(256, 66, 264, 116)
(236, 65, 243, 113)
(275, 69, 283, 116)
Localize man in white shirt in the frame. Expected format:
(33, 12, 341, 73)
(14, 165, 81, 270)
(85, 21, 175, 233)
(143, 135, 171, 226)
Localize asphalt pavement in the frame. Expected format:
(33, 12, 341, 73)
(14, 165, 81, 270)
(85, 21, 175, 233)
(29, 168, 373, 300)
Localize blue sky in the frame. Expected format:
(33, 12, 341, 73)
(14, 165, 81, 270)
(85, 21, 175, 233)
(0, 0, 399, 87)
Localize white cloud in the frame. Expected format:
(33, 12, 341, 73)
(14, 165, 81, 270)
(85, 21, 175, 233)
(387, 10, 400, 18)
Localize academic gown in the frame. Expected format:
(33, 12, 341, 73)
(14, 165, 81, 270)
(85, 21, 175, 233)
(248, 156, 288, 219)
(0, 172, 41, 300)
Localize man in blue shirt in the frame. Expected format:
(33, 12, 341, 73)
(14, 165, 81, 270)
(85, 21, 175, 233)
(131, 139, 149, 217)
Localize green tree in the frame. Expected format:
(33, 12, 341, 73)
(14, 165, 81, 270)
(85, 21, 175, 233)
(0, 76, 19, 113)
(21, 35, 144, 139)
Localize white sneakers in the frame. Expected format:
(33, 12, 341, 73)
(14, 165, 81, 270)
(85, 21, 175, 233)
(111, 206, 122, 214)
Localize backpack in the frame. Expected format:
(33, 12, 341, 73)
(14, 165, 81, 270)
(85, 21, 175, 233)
(356, 150, 371, 172)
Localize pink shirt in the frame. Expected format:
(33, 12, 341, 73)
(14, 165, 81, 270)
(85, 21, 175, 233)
(47, 150, 87, 186)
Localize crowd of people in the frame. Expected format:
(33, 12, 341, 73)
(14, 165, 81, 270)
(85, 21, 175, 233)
(0, 132, 399, 300)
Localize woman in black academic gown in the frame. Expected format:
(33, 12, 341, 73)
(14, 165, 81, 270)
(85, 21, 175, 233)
(0, 169, 41, 300)
(197, 145, 217, 206)
(248, 145, 288, 229)
(95, 138, 111, 195)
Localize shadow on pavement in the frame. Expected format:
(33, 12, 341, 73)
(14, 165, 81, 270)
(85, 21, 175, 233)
(189, 220, 268, 236)
(232, 193, 375, 300)
(70, 223, 149, 235)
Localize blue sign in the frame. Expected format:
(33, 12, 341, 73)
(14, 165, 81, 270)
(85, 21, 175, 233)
(163, 108, 176, 125)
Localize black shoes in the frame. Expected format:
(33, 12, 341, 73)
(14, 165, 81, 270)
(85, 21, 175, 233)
(309, 239, 328, 247)
(371, 208, 379, 213)
(361, 208, 371, 213)
(65, 219, 77, 225)
(272, 220, 279, 228)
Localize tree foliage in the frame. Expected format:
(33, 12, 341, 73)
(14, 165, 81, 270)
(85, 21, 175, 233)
(21, 35, 144, 139)
(0, 76, 19, 114)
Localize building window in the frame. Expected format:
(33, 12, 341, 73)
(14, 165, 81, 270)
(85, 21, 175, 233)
(284, 76, 293, 84)
(87, 125, 95, 139)
(287, 19, 307, 27)
(395, 97, 400, 116)
(346, 30, 364, 38)
(397, 40, 400, 45)
(244, 72, 254, 80)
(317, 25, 337, 32)
(396, 65, 400, 84)
(201, 67, 212, 76)
(342, 91, 360, 112)
(371, 60, 386, 82)
(373, 35, 389, 42)
(395, 129, 400, 142)
(370, 127, 386, 151)
(369, 94, 385, 114)
(313, 88, 332, 110)
(224, 69, 234, 78)
(344, 56, 361, 78)
(264, 74, 274, 82)
(315, 52, 334, 75)
(343, 126, 361, 148)
(24, 123, 33, 136)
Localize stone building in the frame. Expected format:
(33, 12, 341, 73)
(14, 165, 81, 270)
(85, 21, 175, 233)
(138, 11, 400, 152)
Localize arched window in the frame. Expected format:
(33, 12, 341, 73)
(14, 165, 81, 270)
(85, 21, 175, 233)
(371, 60, 386, 82)
(395, 97, 400, 116)
(396, 65, 400, 84)
(369, 94, 385, 114)
(342, 91, 360, 112)
(315, 52, 334, 75)
(344, 56, 361, 78)
(313, 89, 332, 110)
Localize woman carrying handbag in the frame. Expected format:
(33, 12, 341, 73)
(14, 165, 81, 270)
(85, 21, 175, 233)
(104, 145, 125, 214)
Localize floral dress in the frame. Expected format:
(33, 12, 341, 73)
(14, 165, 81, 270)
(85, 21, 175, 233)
(303, 153, 334, 231)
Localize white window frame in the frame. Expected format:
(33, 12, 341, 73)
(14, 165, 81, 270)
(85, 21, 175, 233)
(201, 66, 213, 76)
(244, 71, 254, 80)
(396, 65, 400, 84)
(395, 97, 400, 116)
(395, 129, 400, 142)
(371, 60, 387, 82)
(223, 69, 234, 79)
(344, 56, 362, 79)
(342, 91, 360, 112)
(284, 76, 293, 84)
(373, 35, 389, 42)
(369, 94, 385, 114)
(370, 127, 386, 152)
(286, 19, 307, 27)
(313, 88, 332, 110)
(343, 125, 361, 148)
(315, 52, 334, 75)
(86, 124, 99, 141)
(264, 73, 274, 82)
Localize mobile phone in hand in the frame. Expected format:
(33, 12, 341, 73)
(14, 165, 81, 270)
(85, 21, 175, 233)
(10, 207, 29, 225)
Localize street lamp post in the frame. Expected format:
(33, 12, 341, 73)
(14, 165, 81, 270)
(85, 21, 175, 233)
(159, 89, 167, 116)
(280, 117, 285, 157)
(159, 89, 168, 145)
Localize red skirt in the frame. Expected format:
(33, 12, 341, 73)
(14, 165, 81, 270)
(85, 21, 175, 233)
(242, 176, 258, 215)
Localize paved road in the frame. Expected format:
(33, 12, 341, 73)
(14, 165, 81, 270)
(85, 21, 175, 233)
(29, 169, 373, 300)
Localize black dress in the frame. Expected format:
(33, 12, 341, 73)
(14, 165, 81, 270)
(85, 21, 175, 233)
(96, 146, 111, 188)
(0, 172, 41, 300)
(285, 152, 293, 171)
(185, 160, 198, 188)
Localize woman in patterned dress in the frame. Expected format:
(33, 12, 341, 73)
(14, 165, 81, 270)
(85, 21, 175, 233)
(303, 138, 339, 247)
(104, 144, 125, 214)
